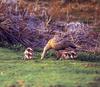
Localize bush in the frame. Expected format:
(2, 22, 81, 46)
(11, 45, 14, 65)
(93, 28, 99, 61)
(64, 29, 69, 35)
(46, 50, 56, 58)
(0, 41, 25, 52)
(8, 44, 25, 51)
(77, 52, 100, 62)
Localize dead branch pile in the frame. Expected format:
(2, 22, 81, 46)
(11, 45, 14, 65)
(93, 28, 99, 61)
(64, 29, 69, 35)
(0, 0, 99, 53)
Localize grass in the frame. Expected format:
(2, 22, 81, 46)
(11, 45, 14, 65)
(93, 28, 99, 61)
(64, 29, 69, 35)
(0, 47, 100, 87)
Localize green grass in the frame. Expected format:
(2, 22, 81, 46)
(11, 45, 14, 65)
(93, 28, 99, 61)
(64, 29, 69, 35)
(0, 48, 100, 87)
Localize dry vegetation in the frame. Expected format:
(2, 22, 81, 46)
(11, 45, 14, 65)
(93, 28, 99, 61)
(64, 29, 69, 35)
(0, 0, 100, 53)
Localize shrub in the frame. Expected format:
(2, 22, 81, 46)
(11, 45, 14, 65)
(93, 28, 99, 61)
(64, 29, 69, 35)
(46, 50, 56, 58)
(77, 52, 100, 62)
